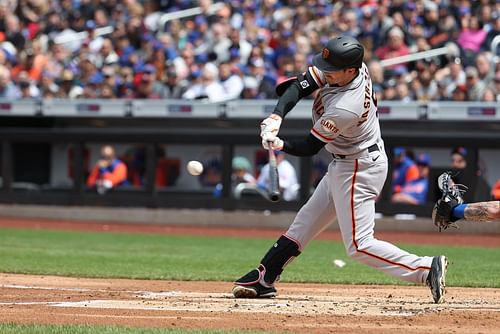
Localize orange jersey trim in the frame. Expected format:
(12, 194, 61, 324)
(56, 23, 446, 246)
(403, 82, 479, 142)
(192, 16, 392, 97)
(350, 159, 431, 271)
(311, 128, 334, 142)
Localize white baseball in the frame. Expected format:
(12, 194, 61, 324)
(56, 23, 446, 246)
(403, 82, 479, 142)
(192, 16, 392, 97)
(333, 259, 346, 268)
(187, 160, 204, 176)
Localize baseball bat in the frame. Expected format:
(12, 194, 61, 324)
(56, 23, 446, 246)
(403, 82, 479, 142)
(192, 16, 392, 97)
(267, 143, 281, 202)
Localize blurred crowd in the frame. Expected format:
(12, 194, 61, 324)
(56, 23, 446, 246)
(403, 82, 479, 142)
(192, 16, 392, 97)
(0, 0, 499, 102)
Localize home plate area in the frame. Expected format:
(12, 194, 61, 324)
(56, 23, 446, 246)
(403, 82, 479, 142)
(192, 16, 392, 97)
(42, 290, 498, 317)
(1, 274, 499, 334)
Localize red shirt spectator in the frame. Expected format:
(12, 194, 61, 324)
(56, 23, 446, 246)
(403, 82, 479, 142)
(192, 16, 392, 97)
(491, 179, 500, 200)
(374, 27, 409, 70)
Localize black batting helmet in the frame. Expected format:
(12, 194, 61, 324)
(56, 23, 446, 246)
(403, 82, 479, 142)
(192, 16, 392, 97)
(312, 36, 364, 72)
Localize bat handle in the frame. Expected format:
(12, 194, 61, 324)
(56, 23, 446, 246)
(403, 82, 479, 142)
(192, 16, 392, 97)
(267, 142, 281, 202)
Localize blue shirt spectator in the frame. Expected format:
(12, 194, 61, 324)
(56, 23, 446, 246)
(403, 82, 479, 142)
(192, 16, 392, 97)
(392, 153, 431, 205)
(392, 148, 419, 194)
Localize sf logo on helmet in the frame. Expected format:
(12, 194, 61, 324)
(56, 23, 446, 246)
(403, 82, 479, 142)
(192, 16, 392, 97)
(322, 48, 329, 59)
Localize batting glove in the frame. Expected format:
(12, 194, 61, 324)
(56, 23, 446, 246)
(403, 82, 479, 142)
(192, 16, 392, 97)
(262, 137, 284, 151)
(260, 114, 282, 143)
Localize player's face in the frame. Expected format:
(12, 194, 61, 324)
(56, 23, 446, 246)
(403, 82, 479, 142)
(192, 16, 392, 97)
(323, 68, 357, 86)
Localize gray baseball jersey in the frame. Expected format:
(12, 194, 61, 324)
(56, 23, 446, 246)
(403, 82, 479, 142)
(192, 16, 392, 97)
(310, 63, 380, 156)
(285, 63, 434, 284)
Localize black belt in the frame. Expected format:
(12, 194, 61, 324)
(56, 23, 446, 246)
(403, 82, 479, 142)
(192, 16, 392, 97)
(332, 143, 379, 159)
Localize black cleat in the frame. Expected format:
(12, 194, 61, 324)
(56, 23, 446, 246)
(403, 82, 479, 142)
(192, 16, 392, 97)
(426, 256, 448, 304)
(232, 283, 277, 298)
(232, 266, 277, 298)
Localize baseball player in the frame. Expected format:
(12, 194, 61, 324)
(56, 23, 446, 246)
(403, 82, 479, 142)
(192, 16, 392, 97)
(232, 36, 447, 303)
(433, 171, 500, 230)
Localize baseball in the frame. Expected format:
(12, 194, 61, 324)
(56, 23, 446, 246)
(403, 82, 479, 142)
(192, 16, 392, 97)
(187, 160, 204, 176)
(333, 259, 346, 268)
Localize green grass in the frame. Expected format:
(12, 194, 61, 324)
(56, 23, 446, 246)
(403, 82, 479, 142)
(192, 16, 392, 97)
(0, 228, 499, 287)
(0, 324, 273, 334)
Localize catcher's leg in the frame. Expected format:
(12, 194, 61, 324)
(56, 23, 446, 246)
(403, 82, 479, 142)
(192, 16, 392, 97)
(232, 235, 301, 298)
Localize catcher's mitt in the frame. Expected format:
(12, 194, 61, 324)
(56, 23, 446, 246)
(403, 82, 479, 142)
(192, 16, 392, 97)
(432, 171, 467, 232)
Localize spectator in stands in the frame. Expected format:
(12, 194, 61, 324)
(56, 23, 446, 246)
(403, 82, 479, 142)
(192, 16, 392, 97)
(134, 64, 163, 99)
(0, 65, 20, 98)
(17, 70, 39, 99)
(451, 146, 468, 170)
(241, 76, 260, 99)
(182, 64, 225, 102)
(435, 57, 466, 98)
(87, 145, 128, 194)
(257, 151, 299, 202)
(58, 69, 81, 99)
(464, 66, 487, 101)
(96, 38, 119, 68)
(382, 78, 398, 101)
(413, 63, 439, 101)
(491, 179, 500, 200)
(0, 0, 497, 104)
(160, 67, 187, 99)
(199, 158, 223, 195)
(482, 15, 500, 51)
(396, 81, 412, 102)
(99, 83, 116, 99)
(38, 70, 59, 98)
(392, 153, 431, 205)
(392, 147, 419, 195)
(451, 84, 468, 101)
(493, 72, 500, 102)
(482, 87, 496, 102)
(218, 62, 244, 101)
(247, 58, 276, 99)
(374, 27, 410, 72)
(457, 15, 487, 66)
(368, 60, 385, 95)
(232, 156, 256, 187)
(448, 146, 485, 202)
(475, 52, 495, 87)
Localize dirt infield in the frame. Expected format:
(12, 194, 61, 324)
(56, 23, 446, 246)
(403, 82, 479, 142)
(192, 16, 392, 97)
(1, 274, 499, 334)
(1, 216, 500, 333)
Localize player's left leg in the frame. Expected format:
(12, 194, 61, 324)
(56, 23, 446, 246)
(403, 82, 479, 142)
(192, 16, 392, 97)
(332, 155, 444, 302)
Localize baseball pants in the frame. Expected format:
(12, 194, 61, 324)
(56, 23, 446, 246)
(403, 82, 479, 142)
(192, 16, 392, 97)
(286, 145, 433, 284)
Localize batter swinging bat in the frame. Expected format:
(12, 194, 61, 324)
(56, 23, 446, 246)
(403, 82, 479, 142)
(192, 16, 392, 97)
(267, 143, 281, 202)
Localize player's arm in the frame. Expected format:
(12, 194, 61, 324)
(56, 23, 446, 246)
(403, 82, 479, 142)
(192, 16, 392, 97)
(272, 67, 323, 118)
(281, 108, 357, 156)
(463, 201, 500, 221)
(261, 67, 324, 151)
(282, 134, 325, 157)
